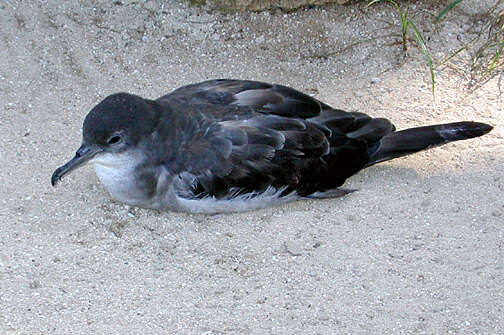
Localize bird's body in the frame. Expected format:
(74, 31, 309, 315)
(52, 79, 492, 213)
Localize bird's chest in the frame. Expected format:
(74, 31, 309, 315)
(91, 152, 148, 206)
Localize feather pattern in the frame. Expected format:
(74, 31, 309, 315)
(154, 80, 397, 200)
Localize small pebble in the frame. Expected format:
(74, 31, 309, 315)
(284, 240, 303, 256)
(255, 35, 265, 44)
(29, 280, 41, 289)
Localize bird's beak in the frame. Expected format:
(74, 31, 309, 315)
(51, 144, 102, 186)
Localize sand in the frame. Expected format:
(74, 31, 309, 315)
(1, 0, 503, 334)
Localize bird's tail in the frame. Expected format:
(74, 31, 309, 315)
(366, 121, 493, 167)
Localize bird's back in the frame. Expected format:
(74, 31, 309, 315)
(155, 79, 396, 200)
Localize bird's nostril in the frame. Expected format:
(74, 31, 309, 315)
(76, 146, 89, 158)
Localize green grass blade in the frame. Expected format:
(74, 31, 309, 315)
(408, 21, 436, 95)
(402, 6, 409, 35)
(438, 46, 466, 66)
(489, 40, 504, 70)
(435, 0, 463, 24)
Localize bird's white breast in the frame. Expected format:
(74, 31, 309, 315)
(90, 152, 145, 206)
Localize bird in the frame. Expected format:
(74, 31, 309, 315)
(51, 79, 492, 214)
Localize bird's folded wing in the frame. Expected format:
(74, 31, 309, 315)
(157, 79, 395, 199)
(167, 111, 336, 199)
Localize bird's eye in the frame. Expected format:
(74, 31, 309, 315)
(107, 135, 121, 145)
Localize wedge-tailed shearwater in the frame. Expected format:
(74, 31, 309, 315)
(51, 79, 492, 213)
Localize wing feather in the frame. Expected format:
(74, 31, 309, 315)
(157, 79, 396, 199)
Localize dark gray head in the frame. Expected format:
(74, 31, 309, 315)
(51, 93, 160, 186)
(83, 93, 160, 149)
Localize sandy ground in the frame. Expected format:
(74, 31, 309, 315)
(1, 0, 503, 334)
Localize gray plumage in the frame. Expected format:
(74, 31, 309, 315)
(51, 79, 492, 213)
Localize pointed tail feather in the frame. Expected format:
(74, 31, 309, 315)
(366, 121, 493, 166)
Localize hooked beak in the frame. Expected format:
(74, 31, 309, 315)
(51, 144, 102, 186)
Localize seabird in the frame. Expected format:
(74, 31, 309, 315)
(51, 79, 492, 213)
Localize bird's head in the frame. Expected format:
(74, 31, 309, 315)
(51, 93, 160, 186)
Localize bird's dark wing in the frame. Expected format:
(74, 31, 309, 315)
(157, 79, 330, 119)
(153, 79, 399, 199)
(157, 106, 394, 199)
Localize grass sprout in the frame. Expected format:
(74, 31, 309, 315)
(435, 0, 503, 90)
(435, 0, 463, 24)
(368, 0, 436, 94)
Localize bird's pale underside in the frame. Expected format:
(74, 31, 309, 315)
(51, 79, 492, 213)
